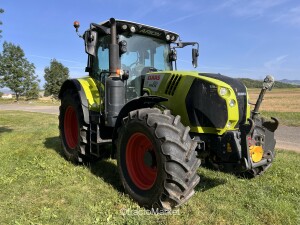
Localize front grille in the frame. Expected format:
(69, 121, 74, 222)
(165, 74, 182, 96)
(186, 79, 228, 128)
(198, 73, 247, 128)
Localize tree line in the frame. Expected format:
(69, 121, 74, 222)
(0, 8, 70, 101)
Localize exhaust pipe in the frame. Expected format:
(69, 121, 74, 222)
(105, 18, 125, 127)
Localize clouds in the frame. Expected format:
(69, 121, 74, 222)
(232, 0, 286, 16)
(273, 6, 300, 26)
(264, 55, 288, 70)
(217, 0, 300, 27)
(131, 0, 300, 29)
(218, 0, 287, 17)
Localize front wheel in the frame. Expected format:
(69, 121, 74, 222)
(116, 108, 201, 210)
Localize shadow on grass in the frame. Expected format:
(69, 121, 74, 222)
(44, 136, 65, 158)
(43, 136, 226, 194)
(195, 173, 227, 192)
(0, 126, 13, 133)
(44, 136, 123, 192)
(89, 160, 123, 192)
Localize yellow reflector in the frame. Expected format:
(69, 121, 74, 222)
(249, 145, 264, 163)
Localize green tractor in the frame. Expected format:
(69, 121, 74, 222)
(59, 18, 279, 210)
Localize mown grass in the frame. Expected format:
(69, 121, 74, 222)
(0, 111, 299, 224)
(261, 111, 300, 127)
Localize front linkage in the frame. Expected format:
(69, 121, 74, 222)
(203, 76, 279, 177)
(240, 75, 279, 176)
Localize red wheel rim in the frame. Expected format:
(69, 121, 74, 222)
(64, 106, 79, 149)
(126, 132, 157, 190)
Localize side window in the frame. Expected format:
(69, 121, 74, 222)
(154, 45, 170, 70)
(97, 36, 110, 72)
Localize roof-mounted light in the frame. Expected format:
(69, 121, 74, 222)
(130, 26, 136, 33)
(166, 34, 171, 41)
(121, 24, 128, 30)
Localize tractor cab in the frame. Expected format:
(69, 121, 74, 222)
(75, 19, 198, 101)
(96, 33, 173, 100)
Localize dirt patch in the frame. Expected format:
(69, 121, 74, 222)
(275, 125, 300, 153)
(0, 104, 59, 115)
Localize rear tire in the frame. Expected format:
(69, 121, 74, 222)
(117, 108, 201, 210)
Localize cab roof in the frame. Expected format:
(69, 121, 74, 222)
(99, 19, 179, 43)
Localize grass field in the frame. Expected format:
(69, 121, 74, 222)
(0, 111, 299, 224)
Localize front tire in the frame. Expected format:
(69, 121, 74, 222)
(117, 108, 201, 210)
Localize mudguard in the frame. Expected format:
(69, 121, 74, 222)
(59, 77, 102, 124)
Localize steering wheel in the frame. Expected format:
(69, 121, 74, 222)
(129, 60, 139, 69)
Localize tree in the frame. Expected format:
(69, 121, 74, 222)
(0, 8, 4, 38)
(25, 81, 40, 100)
(44, 59, 69, 98)
(0, 42, 39, 101)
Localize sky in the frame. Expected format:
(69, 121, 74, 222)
(1, 0, 300, 87)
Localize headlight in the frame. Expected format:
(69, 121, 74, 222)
(219, 87, 228, 96)
(229, 99, 236, 107)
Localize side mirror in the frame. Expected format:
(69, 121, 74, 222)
(84, 30, 98, 57)
(192, 48, 199, 68)
(119, 40, 127, 55)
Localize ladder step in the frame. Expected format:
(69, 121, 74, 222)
(89, 113, 111, 157)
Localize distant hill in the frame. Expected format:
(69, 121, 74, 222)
(238, 78, 300, 89)
(279, 79, 300, 85)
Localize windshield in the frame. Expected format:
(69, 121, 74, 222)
(120, 34, 171, 99)
(120, 34, 171, 72)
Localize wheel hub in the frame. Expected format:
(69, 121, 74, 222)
(64, 106, 79, 149)
(126, 133, 157, 190)
(143, 149, 156, 168)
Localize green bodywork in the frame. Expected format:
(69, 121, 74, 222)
(76, 71, 251, 136)
(143, 71, 250, 135)
(77, 76, 103, 111)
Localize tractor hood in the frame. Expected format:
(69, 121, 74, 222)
(186, 73, 248, 130)
(143, 71, 250, 135)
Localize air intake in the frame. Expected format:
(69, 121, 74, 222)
(165, 74, 182, 96)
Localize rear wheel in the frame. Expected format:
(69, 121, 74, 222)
(59, 89, 94, 163)
(117, 108, 201, 210)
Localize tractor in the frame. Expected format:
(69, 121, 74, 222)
(59, 18, 279, 210)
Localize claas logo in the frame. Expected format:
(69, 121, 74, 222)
(147, 75, 161, 80)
